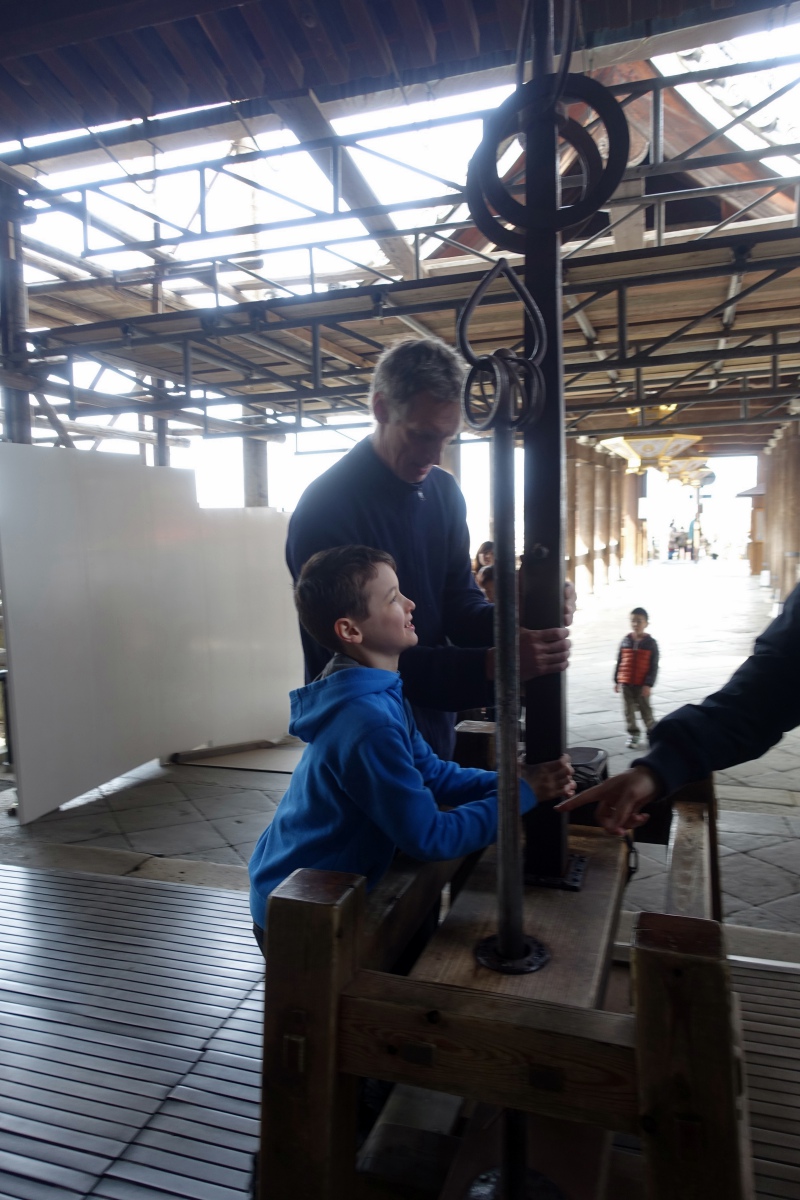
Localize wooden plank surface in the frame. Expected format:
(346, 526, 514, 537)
(0, 864, 263, 1200)
(665, 800, 712, 920)
(410, 829, 628, 1009)
(339, 972, 638, 1131)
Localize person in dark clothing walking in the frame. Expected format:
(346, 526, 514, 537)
(286, 336, 573, 760)
(614, 606, 659, 749)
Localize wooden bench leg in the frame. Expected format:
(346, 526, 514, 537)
(632, 912, 754, 1200)
(258, 869, 365, 1200)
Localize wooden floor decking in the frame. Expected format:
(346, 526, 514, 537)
(0, 865, 263, 1200)
(0, 865, 798, 1199)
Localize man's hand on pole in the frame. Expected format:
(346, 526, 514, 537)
(484, 580, 574, 680)
(520, 754, 575, 803)
(555, 766, 663, 836)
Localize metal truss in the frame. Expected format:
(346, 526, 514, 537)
(5, 50, 800, 453)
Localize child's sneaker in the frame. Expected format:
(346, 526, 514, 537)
(626, 734, 640, 749)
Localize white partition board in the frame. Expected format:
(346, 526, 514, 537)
(0, 445, 302, 823)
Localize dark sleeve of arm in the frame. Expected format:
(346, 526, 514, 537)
(645, 640, 659, 687)
(614, 645, 622, 683)
(639, 587, 800, 795)
(394, 478, 495, 710)
(399, 644, 494, 711)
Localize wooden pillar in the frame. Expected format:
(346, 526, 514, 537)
(609, 455, 623, 580)
(782, 426, 800, 599)
(622, 469, 643, 571)
(767, 440, 784, 591)
(565, 441, 577, 587)
(155, 417, 170, 468)
(763, 450, 774, 585)
(593, 450, 610, 588)
(259, 869, 364, 1200)
(575, 447, 595, 596)
(244, 437, 269, 506)
(633, 912, 754, 1200)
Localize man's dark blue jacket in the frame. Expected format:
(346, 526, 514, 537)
(286, 437, 493, 758)
(639, 583, 800, 794)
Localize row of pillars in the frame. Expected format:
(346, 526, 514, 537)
(444, 439, 646, 594)
(762, 429, 800, 600)
(567, 441, 646, 597)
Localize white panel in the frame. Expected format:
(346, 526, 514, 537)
(0, 444, 301, 824)
(145, 466, 211, 750)
(0, 446, 99, 816)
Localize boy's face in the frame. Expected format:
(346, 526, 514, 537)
(630, 612, 648, 637)
(358, 564, 418, 656)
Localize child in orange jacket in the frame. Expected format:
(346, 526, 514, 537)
(614, 607, 659, 749)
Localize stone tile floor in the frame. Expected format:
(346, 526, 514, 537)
(1, 556, 800, 932)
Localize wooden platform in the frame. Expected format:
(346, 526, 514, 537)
(1, 863, 799, 1198)
(0, 864, 264, 1200)
(732, 959, 800, 1200)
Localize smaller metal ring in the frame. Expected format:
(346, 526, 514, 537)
(462, 357, 505, 431)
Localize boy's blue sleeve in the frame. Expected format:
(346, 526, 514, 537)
(345, 725, 535, 863)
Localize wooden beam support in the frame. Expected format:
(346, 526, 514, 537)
(632, 912, 755, 1200)
(338, 970, 639, 1132)
(665, 799, 711, 920)
(156, 19, 232, 102)
(196, 10, 265, 102)
(0, 1, 247, 60)
(268, 91, 417, 278)
(362, 854, 468, 973)
(259, 869, 364, 1200)
(36, 48, 118, 120)
(339, 0, 397, 77)
(390, 0, 437, 68)
(82, 39, 154, 118)
(114, 29, 190, 110)
(239, 3, 304, 91)
(665, 777, 722, 923)
(493, 0, 523, 51)
(287, 0, 350, 85)
(33, 393, 75, 447)
(442, 0, 481, 60)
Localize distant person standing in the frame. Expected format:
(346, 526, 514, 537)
(473, 540, 494, 577)
(615, 607, 659, 749)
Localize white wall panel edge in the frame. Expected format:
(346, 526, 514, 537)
(0, 445, 301, 823)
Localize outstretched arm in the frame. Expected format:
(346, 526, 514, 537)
(555, 766, 661, 835)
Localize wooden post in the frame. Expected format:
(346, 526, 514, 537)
(259, 868, 365, 1200)
(594, 450, 610, 588)
(566, 442, 577, 589)
(576, 450, 595, 596)
(632, 912, 755, 1200)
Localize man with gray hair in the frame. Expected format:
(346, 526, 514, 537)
(286, 336, 571, 759)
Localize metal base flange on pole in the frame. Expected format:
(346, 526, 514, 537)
(475, 933, 550, 975)
(466, 1167, 567, 1199)
(525, 853, 588, 892)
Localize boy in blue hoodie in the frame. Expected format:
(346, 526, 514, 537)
(249, 545, 573, 939)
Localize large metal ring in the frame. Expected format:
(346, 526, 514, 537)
(469, 73, 629, 236)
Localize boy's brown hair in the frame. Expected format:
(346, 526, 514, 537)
(295, 545, 396, 653)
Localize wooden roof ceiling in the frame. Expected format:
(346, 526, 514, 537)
(0, 0, 787, 141)
(4, 3, 799, 459)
